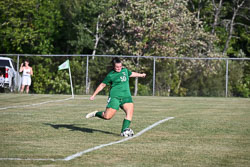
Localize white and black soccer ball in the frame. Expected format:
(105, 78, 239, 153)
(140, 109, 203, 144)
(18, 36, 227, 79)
(121, 128, 134, 137)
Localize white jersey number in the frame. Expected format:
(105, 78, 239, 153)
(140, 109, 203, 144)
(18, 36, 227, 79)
(120, 76, 127, 82)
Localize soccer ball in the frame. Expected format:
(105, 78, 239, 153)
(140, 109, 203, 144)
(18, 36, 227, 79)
(121, 128, 134, 137)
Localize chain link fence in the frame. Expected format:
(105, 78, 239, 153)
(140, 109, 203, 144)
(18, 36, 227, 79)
(1, 54, 250, 97)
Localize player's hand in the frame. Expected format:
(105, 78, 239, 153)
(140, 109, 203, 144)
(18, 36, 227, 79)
(21, 63, 23, 67)
(90, 96, 95, 101)
(141, 73, 146, 78)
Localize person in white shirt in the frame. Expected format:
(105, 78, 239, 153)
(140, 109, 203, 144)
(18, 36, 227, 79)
(0, 71, 4, 87)
(19, 60, 33, 93)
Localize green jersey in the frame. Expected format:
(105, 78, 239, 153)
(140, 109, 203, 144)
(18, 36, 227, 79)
(102, 68, 132, 98)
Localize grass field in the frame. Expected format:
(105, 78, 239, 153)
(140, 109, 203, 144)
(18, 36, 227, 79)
(0, 94, 250, 167)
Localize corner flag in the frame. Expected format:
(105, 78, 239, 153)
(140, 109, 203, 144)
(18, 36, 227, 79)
(58, 60, 69, 70)
(58, 60, 74, 98)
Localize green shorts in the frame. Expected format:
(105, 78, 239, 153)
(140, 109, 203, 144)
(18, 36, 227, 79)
(106, 96, 133, 110)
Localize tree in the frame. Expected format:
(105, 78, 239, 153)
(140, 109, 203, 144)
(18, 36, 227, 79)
(68, 0, 116, 54)
(104, 0, 221, 96)
(187, 0, 250, 96)
(0, 0, 63, 54)
(222, 0, 246, 56)
(188, 0, 250, 57)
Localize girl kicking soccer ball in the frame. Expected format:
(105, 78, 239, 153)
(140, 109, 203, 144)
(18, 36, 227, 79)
(86, 57, 146, 137)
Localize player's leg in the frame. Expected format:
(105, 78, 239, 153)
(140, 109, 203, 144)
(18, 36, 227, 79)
(123, 103, 134, 120)
(20, 76, 27, 93)
(86, 97, 119, 119)
(121, 102, 134, 133)
(26, 85, 30, 93)
(20, 85, 25, 93)
(26, 77, 31, 93)
(103, 108, 117, 119)
(86, 108, 117, 119)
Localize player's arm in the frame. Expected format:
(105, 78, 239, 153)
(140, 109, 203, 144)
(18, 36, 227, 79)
(130, 72, 146, 78)
(19, 63, 24, 72)
(90, 83, 106, 100)
(30, 67, 33, 76)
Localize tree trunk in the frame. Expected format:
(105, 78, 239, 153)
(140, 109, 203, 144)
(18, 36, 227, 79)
(92, 33, 100, 56)
(92, 15, 101, 58)
(196, 0, 201, 29)
(212, 0, 223, 34)
(223, 0, 245, 55)
(86, 15, 101, 94)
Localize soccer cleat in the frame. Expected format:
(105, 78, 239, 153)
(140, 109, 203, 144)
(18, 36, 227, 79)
(86, 110, 98, 118)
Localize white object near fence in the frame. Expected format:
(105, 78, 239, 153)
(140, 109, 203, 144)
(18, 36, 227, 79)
(58, 60, 74, 98)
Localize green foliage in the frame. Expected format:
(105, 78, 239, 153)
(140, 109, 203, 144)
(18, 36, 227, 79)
(31, 57, 70, 94)
(186, 0, 250, 96)
(155, 59, 184, 96)
(105, 0, 218, 57)
(88, 56, 112, 94)
(0, 0, 63, 54)
(228, 60, 250, 97)
(235, 80, 250, 98)
(135, 83, 151, 96)
(187, 0, 250, 57)
(67, 0, 116, 54)
(70, 57, 86, 94)
(183, 62, 225, 97)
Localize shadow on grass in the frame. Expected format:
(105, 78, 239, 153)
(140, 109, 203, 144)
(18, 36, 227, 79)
(44, 123, 118, 136)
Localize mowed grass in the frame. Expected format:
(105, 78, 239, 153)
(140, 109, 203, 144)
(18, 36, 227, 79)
(0, 94, 250, 167)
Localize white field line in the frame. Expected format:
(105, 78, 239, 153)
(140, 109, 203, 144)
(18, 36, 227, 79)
(0, 97, 73, 110)
(0, 117, 175, 161)
(63, 117, 175, 161)
(0, 158, 61, 161)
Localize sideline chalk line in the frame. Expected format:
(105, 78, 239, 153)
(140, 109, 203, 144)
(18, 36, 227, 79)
(0, 97, 73, 110)
(0, 117, 175, 161)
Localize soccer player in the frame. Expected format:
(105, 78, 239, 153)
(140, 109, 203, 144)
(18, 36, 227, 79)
(86, 57, 146, 136)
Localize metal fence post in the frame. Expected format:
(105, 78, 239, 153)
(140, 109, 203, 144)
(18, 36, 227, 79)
(17, 55, 19, 70)
(225, 59, 229, 97)
(16, 55, 20, 92)
(86, 55, 89, 94)
(153, 57, 156, 96)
